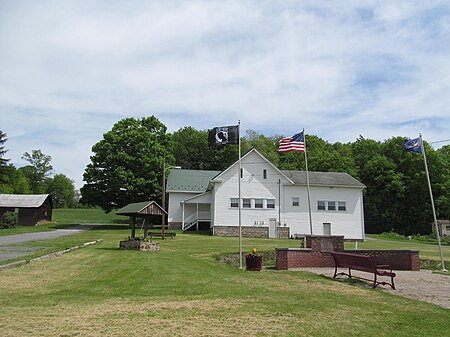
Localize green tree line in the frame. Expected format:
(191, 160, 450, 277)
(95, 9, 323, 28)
(79, 117, 450, 235)
(0, 132, 77, 208)
(2, 116, 449, 235)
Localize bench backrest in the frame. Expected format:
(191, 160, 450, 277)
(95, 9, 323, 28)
(331, 252, 377, 273)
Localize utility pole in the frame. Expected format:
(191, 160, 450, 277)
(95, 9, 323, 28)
(162, 159, 166, 240)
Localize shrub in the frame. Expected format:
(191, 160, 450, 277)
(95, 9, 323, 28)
(1, 211, 18, 228)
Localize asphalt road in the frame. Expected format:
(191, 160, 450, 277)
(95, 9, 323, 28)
(0, 224, 98, 262)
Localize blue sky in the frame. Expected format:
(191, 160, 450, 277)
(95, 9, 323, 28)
(1, 0, 449, 189)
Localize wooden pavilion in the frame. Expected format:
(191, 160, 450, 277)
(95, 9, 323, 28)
(116, 201, 167, 240)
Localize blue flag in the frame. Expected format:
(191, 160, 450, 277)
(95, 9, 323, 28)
(404, 137, 422, 153)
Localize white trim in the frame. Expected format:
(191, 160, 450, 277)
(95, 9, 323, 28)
(211, 148, 295, 185)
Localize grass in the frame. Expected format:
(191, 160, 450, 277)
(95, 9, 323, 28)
(0, 209, 449, 336)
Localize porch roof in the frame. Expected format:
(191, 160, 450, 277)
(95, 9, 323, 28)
(115, 201, 167, 216)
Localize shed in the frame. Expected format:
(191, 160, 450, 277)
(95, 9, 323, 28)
(436, 220, 450, 237)
(116, 201, 167, 240)
(0, 194, 53, 226)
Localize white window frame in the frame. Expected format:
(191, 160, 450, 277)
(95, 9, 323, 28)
(318, 200, 347, 212)
(292, 197, 299, 207)
(318, 200, 326, 211)
(230, 198, 239, 208)
(255, 199, 264, 209)
(242, 198, 251, 208)
(267, 199, 275, 209)
(327, 201, 336, 211)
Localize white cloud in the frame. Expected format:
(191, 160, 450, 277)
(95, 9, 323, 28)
(1, 0, 449, 187)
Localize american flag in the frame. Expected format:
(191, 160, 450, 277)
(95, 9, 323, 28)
(278, 131, 305, 152)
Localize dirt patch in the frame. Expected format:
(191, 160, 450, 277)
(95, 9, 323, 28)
(292, 267, 450, 309)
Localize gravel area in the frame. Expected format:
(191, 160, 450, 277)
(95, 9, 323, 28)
(292, 267, 450, 309)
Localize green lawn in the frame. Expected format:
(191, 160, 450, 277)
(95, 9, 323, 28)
(0, 209, 449, 336)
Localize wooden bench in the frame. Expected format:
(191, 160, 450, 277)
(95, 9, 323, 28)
(330, 252, 396, 289)
(148, 232, 176, 239)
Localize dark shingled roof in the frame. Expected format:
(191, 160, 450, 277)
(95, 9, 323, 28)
(166, 169, 221, 192)
(282, 171, 365, 188)
(116, 201, 167, 216)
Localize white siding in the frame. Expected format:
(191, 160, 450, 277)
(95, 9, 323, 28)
(167, 192, 199, 222)
(282, 185, 364, 240)
(213, 151, 290, 227)
(211, 150, 364, 240)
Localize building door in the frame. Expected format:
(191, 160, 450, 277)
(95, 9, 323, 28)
(269, 218, 277, 238)
(323, 222, 331, 236)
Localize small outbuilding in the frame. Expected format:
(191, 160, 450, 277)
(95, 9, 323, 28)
(436, 219, 450, 237)
(116, 201, 167, 240)
(0, 194, 53, 226)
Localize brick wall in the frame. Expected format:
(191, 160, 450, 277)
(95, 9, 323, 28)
(345, 250, 420, 271)
(276, 235, 420, 271)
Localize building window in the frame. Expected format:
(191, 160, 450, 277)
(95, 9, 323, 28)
(292, 197, 299, 207)
(255, 199, 264, 209)
(230, 198, 239, 208)
(328, 201, 336, 211)
(263, 169, 267, 179)
(243, 198, 251, 208)
(318, 201, 326, 211)
(318, 200, 347, 211)
(267, 199, 275, 209)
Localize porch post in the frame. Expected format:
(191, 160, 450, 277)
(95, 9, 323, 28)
(182, 201, 185, 230)
(130, 216, 136, 239)
(196, 203, 199, 231)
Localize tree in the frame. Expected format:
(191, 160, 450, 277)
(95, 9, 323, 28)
(80, 116, 173, 212)
(0, 165, 31, 194)
(21, 150, 53, 194)
(0, 130, 10, 182)
(172, 126, 240, 171)
(46, 174, 76, 208)
(172, 127, 213, 170)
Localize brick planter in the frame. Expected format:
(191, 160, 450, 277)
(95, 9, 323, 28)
(245, 254, 263, 271)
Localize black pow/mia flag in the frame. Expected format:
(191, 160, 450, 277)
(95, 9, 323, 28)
(208, 125, 239, 146)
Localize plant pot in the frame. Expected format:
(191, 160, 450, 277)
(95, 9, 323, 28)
(245, 254, 262, 271)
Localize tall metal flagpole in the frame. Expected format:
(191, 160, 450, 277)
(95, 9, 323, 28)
(238, 120, 243, 269)
(420, 134, 446, 271)
(303, 129, 313, 235)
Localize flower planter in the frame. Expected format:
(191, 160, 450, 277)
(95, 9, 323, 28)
(245, 254, 262, 271)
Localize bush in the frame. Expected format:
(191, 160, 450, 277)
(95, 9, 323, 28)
(380, 230, 405, 241)
(1, 211, 18, 228)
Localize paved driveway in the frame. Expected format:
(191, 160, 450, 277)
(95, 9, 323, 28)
(0, 224, 98, 262)
(292, 267, 450, 309)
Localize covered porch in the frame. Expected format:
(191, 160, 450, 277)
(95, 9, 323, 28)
(181, 192, 212, 231)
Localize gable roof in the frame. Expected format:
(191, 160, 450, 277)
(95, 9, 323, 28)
(282, 171, 365, 188)
(0, 194, 51, 208)
(166, 169, 221, 192)
(116, 200, 167, 216)
(211, 148, 294, 184)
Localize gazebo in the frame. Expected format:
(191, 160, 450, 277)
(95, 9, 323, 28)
(116, 201, 167, 241)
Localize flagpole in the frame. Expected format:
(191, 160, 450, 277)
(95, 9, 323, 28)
(420, 134, 446, 271)
(238, 120, 243, 270)
(303, 129, 313, 235)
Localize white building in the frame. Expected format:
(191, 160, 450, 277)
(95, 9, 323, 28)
(167, 149, 365, 240)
